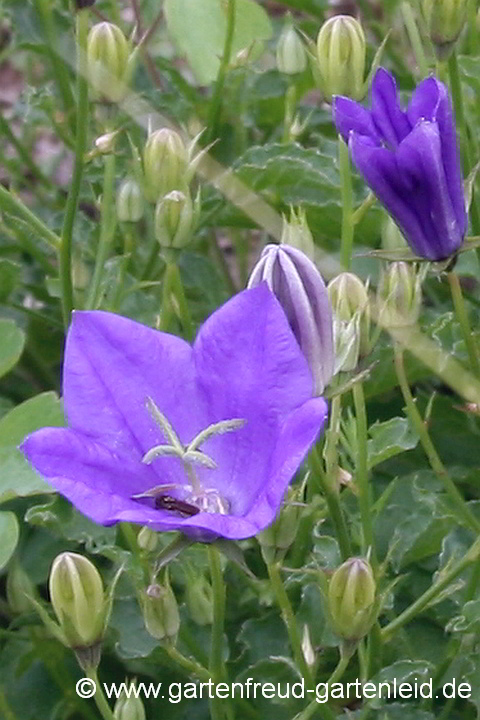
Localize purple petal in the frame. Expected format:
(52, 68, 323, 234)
(63, 311, 208, 463)
(333, 95, 381, 145)
(396, 120, 464, 259)
(349, 133, 432, 258)
(407, 76, 440, 124)
(370, 67, 411, 147)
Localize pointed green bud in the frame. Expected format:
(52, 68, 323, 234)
(257, 488, 302, 564)
(276, 21, 307, 75)
(142, 580, 180, 643)
(49, 552, 106, 649)
(377, 262, 422, 327)
(117, 178, 144, 223)
(316, 15, 366, 101)
(155, 189, 195, 249)
(137, 526, 158, 552)
(113, 683, 146, 720)
(280, 208, 315, 261)
(328, 272, 370, 372)
(143, 128, 188, 204)
(7, 562, 36, 615)
(87, 22, 133, 103)
(328, 557, 376, 641)
(422, 0, 468, 59)
(185, 575, 214, 626)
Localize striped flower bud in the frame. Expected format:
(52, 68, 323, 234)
(316, 15, 366, 101)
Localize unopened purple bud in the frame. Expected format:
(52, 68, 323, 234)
(248, 245, 334, 395)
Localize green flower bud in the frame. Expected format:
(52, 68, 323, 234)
(377, 262, 422, 327)
(117, 178, 144, 223)
(276, 22, 307, 75)
(328, 557, 376, 641)
(95, 130, 119, 155)
(137, 526, 158, 552)
(142, 581, 180, 643)
(185, 575, 214, 626)
(49, 552, 105, 649)
(114, 684, 146, 720)
(87, 22, 133, 103)
(155, 189, 195, 249)
(328, 273, 370, 372)
(7, 562, 35, 615)
(316, 15, 366, 101)
(257, 489, 301, 564)
(422, 0, 468, 59)
(281, 208, 315, 261)
(143, 128, 188, 204)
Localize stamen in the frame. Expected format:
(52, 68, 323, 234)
(142, 444, 183, 464)
(187, 418, 246, 454)
(146, 397, 183, 454)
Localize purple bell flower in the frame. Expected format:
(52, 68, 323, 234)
(21, 285, 327, 541)
(333, 67, 467, 261)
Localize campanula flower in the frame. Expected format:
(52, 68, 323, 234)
(248, 244, 334, 396)
(333, 67, 467, 261)
(21, 286, 327, 541)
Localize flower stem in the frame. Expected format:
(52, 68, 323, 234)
(85, 153, 117, 310)
(206, 0, 236, 143)
(338, 136, 354, 270)
(282, 84, 297, 143)
(394, 345, 480, 534)
(401, 1, 429, 79)
(166, 645, 213, 682)
(208, 546, 229, 720)
(60, 6, 90, 327)
(448, 271, 480, 376)
(352, 383, 377, 569)
(309, 445, 352, 561)
(160, 262, 194, 341)
(85, 667, 115, 720)
(447, 51, 480, 236)
(266, 561, 314, 690)
(467, 0, 479, 54)
(381, 535, 480, 642)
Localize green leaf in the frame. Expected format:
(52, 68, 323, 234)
(0, 392, 65, 503)
(0, 319, 25, 378)
(367, 660, 434, 709)
(367, 417, 419, 469)
(0, 259, 22, 301)
(164, 0, 272, 85)
(0, 511, 19, 570)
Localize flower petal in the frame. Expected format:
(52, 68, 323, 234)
(63, 311, 208, 462)
(333, 95, 380, 145)
(349, 133, 430, 258)
(396, 120, 464, 259)
(370, 67, 411, 147)
(407, 76, 440, 124)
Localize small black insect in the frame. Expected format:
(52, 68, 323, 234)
(154, 494, 200, 517)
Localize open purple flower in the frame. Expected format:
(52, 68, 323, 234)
(333, 67, 467, 261)
(21, 285, 327, 541)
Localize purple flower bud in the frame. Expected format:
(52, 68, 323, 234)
(333, 67, 467, 261)
(248, 245, 334, 395)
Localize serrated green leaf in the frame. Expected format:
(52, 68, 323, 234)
(367, 417, 419, 469)
(0, 319, 25, 379)
(0, 511, 19, 570)
(165, 0, 272, 85)
(0, 392, 64, 503)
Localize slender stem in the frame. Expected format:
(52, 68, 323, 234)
(266, 561, 314, 689)
(448, 271, 480, 376)
(85, 667, 115, 720)
(166, 645, 213, 682)
(338, 136, 354, 270)
(467, 0, 479, 54)
(329, 646, 354, 685)
(351, 193, 375, 226)
(294, 697, 339, 720)
(282, 84, 297, 143)
(352, 383, 377, 569)
(0, 185, 61, 251)
(208, 546, 228, 720)
(168, 262, 194, 342)
(85, 153, 117, 310)
(60, 7, 90, 326)
(206, 0, 236, 143)
(394, 345, 480, 533)
(448, 51, 480, 236)
(401, 1, 429, 78)
(309, 445, 352, 560)
(382, 536, 480, 641)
